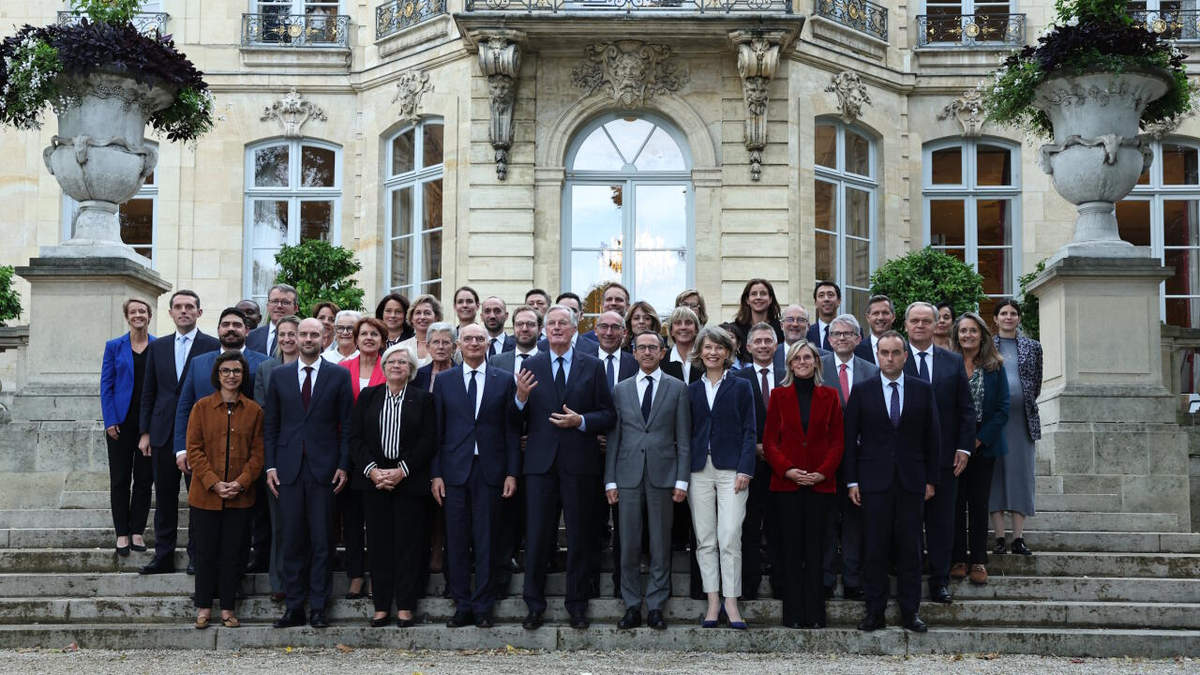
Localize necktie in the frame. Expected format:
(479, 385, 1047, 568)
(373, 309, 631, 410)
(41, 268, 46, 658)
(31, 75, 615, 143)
(759, 367, 770, 407)
(839, 363, 850, 405)
(606, 355, 616, 392)
(917, 351, 930, 382)
(517, 353, 528, 368)
(889, 381, 901, 428)
(823, 324, 829, 347)
(554, 356, 566, 400)
(174, 335, 189, 381)
(489, 337, 498, 356)
(267, 326, 277, 358)
(641, 375, 654, 422)
(467, 369, 479, 418)
(302, 366, 313, 410)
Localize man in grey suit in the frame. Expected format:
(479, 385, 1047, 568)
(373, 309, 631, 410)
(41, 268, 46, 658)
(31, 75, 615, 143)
(604, 330, 691, 630)
(821, 313, 879, 601)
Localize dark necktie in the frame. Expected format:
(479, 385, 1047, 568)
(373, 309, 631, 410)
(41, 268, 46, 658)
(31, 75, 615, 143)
(759, 367, 770, 407)
(301, 366, 313, 410)
(467, 369, 478, 419)
(268, 328, 277, 358)
(641, 375, 654, 422)
(917, 351, 930, 382)
(606, 355, 616, 392)
(554, 356, 566, 399)
(489, 337, 498, 356)
(517, 353, 528, 368)
(889, 381, 901, 428)
(823, 324, 829, 347)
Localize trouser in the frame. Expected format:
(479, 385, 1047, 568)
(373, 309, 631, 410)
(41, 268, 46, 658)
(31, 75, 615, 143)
(954, 456, 997, 565)
(923, 466, 958, 587)
(741, 458, 778, 598)
(247, 472, 272, 566)
(777, 490, 832, 626)
(824, 487, 864, 590)
(688, 457, 749, 598)
(106, 417, 152, 538)
(862, 484, 923, 617)
(493, 475, 524, 594)
(334, 487, 366, 579)
(523, 462, 597, 616)
(151, 444, 194, 563)
(365, 489, 428, 613)
(191, 506, 251, 610)
(279, 459, 334, 612)
(617, 480, 674, 611)
(444, 457, 503, 614)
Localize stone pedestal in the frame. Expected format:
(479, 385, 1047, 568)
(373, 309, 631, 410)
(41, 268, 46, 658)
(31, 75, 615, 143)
(1028, 256, 1191, 530)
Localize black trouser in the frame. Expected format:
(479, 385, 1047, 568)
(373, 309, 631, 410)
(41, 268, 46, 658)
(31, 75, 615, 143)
(523, 464, 597, 616)
(334, 487, 366, 579)
(279, 460, 334, 612)
(106, 417, 152, 538)
(247, 472, 272, 567)
(191, 506, 251, 610)
(151, 444, 194, 564)
(742, 458, 778, 599)
(493, 475, 524, 594)
(953, 455, 997, 565)
(445, 458, 503, 615)
(923, 466, 957, 588)
(776, 489, 832, 626)
(365, 489, 428, 613)
(862, 483, 923, 618)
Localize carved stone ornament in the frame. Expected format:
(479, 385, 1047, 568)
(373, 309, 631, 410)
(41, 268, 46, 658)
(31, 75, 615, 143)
(393, 70, 433, 124)
(473, 29, 525, 181)
(730, 30, 785, 182)
(261, 88, 327, 138)
(938, 89, 986, 137)
(825, 71, 870, 125)
(571, 40, 689, 107)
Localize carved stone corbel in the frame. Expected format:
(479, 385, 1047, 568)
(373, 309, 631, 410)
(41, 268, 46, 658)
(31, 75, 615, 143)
(825, 71, 870, 125)
(393, 70, 433, 124)
(471, 29, 525, 181)
(261, 88, 327, 138)
(938, 89, 986, 137)
(730, 30, 786, 182)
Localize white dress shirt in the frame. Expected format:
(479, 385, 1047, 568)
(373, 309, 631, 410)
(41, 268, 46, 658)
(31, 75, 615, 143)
(753, 361, 776, 400)
(835, 354, 854, 394)
(513, 348, 586, 431)
(511, 346, 538, 380)
(598, 347, 622, 390)
(910, 343, 934, 381)
(297, 354, 324, 391)
(815, 319, 831, 346)
(605, 368, 688, 493)
(669, 345, 692, 383)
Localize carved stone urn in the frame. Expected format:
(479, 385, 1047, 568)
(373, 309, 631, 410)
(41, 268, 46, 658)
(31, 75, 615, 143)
(1034, 71, 1172, 261)
(41, 70, 174, 264)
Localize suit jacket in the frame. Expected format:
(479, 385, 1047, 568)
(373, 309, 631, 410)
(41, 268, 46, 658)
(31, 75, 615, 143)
(973, 366, 1011, 458)
(806, 323, 833, 352)
(263, 358, 353, 486)
(173, 348, 269, 453)
(347, 382, 436, 495)
(138, 330, 220, 448)
(842, 375, 941, 494)
(413, 362, 455, 392)
(762, 382, 844, 493)
(688, 374, 757, 476)
(432, 364, 520, 486)
(536, 333, 598, 354)
(734, 362, 786, 442)
(246, 324, 272, 356)
(101, 332, 156, 427)
(515, 349, 616, 476)
(339, 354, 386, 401)
(586, 345, 638, 389)
(604, 372, 691, 489)
(661, 359, 702, 385)
(488, 349, 537, 377)
(904, 345, 975, 468)
(253, 356, 287, 408)
(486, 333, 516, 357)
(854, 338, 877, 364)
(820, 353, 880, 406)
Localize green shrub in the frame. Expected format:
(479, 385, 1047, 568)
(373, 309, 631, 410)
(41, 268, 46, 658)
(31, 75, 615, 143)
(868, 247, 986, 333)
(1016, 258, 1047, 340)
(0, 266, 23, 326)
(274, 240, 365, 316)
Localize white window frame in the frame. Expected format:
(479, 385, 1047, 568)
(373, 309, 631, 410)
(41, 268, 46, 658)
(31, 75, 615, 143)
(383, 119, 445, 298)
(61, 142, 158, 268)
(814, 118, 878, 317)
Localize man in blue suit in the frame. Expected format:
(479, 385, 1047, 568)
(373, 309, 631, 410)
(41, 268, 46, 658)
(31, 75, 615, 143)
(432, 324, 520, 629)
(137, 290, 219, 575)
(514, 305, 616, 630)
(806, 281, 842, 351)
(854, 294, 896, 365)
(481, 296, 516, 357)
(579, 282, 630, 345)
(844, 330, 941, 633)
(263, 318, 354, 629)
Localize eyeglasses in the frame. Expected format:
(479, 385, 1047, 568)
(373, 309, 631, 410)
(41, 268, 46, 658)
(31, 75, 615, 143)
(460, 335, 486, 343)
(267, 299, 295, 307)
(829, 330, 857, 339)
(633, 344, 661, 352)
(335, 325, 355, 333)
(781, 317, 808, 324)
(218, 368, 243, 376)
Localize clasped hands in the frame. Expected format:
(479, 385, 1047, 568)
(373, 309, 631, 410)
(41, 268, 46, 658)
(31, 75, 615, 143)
(210, 481, 242, 500)
(369, 466, 406, 491)
(783, 468, 825, 487)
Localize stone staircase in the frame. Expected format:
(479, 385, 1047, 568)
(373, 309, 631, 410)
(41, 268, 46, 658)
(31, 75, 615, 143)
(0, 472, 1197, 656)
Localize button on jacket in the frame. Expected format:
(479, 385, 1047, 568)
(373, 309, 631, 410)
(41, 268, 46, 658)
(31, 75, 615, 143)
(185, 392, 265, 511)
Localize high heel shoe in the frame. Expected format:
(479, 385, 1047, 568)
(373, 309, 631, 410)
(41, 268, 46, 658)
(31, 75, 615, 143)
(345, 579, 366, 600)
(129, 539, 147, 552)
(700, 613, 719, 628)
(115, 544, 130, 557)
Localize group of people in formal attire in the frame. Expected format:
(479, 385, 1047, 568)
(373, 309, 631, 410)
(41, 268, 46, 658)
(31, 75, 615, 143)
(98, 277, 1043, 632)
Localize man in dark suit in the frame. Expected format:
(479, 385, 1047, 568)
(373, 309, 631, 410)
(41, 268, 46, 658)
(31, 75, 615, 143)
(246, 284, 298, 357)
(137, 290, 219, 575)
(264, 318, 354, 629)
(481, 296, 516, 357)
(514, 305, 616, 630)
(844, 330, 941, 633)
(778, 304, 827, 366)
(536, 294, 598, 354)
(236, 299, 262, 331)
(854, 294, 896, 365)
(432, 324, 520, 629)
(806, 281, 842, 351)
(580, 282, 630, 344)
(903, 301, 975, 605)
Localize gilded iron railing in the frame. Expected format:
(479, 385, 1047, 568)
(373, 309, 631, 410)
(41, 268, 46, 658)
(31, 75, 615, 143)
(814, 0, 887, 41)
(463, 0, 793, 13)
(377, 0, 448, 39)
(56, 11, 169, 35)
(916, 13, 1024, 47)
(241, 13, 351, 47)
(1131, 9, 1200, 41)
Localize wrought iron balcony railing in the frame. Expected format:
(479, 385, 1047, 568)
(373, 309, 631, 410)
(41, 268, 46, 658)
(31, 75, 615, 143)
(814, 0, 887, 41)
(916, 13, 1024, 47)
(377, 0, 448, 39)
(241, 12, 351, 48)
(463, 0, 793, 14)
(56, 11, 168, 36)
(1131, 9, 1200, 42)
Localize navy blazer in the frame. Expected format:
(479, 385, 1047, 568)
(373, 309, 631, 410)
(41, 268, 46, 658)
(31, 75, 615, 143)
(585, 345, 638, 389)
(173, 348, 270, 453)
(138, 331, 220, 448)
(100, 332, 155, 427)
(904, 345, 976, 468)
(806, 323, 833, 351)
(973, 366, 1011, 458)
(486, 333, 516, 357)
(246, 324, 271, 356)
(515, 349, 616, 476)
(432, 364, 520, 486)
(854, 339, 876, 364)
(263, 358, 353, 486)
(688, 374, 757, 476)
(347, 383, 436, 495)
(842, 375, 941, 494)
(536, 333, 598, 354)
(734, 362, 786, 442)
(661, 359, 702, 385)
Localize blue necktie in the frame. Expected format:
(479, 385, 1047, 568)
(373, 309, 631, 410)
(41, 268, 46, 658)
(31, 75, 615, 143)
(174, 335, 189, 381)
(917, 351, 930, 382)
(641, 375, 654, 422)
(467, 369, 478, 418)
(606, 354, 616, 392)
(889, 381, 901, 428)
(554, 356, 566, 400)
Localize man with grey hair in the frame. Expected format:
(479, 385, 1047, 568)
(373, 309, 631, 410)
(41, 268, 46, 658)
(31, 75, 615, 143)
(777, 304, 826, 365)
(247, 283, 299, 357)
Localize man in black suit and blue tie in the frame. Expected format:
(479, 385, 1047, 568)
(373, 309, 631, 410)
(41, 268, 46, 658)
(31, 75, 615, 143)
(481, 296, 516, 357)
(844, 330, 941, 633)
(432, 324, 520, 629)
(806, 281, 843, 351)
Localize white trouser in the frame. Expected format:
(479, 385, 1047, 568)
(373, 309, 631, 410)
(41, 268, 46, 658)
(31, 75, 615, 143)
(688, 456, 748, 598)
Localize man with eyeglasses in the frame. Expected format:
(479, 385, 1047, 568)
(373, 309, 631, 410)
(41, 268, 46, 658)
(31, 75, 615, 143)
(777, 304, 825, 366)
(247, 284, 299, 358)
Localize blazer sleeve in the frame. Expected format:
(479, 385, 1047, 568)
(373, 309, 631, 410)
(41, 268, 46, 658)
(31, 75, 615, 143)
(347, 388, 371, 478)
(603, 387, 622, 487)
(674, 383, 692, 486)
(174, 367, 198, 455)
(263, 369, 281, 472)
(100, 339, 121, 428)
(406, 392, 438, 475)
(976, 369, 1010, 452)
(762, 388, 791, 478)
(736, 381, 757, 476)
(581, 361, 617, 435)
(253, 361, 271, 408)
(233, 405, 265, 490)
(952, 361, 976, 453)
(186, 405, 220, 492)
(842, 387, 862, 487)
(923, 386, 942, 488)
(336, 370, 353, 473)
(503, 376, 521, 478)
(1028, 338, 1043, 400)
(138, 343, 158, 435)
(814, 388, 845, 481)
(431, 384, 445, 480)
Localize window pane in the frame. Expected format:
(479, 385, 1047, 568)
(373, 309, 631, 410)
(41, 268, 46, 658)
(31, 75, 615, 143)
(815, 231, 836, 281)
(391, 186, 413, 238)
(571, 250, 622, 304)
(847, 237, 870, 289)
(635, 184, 687, 249)
(1163, 200, 1200, 247)
(254, 145, 289, 187)
(572, 128, 625, 171)
(251, 200, 289, 246)
(1165, 248, 1199, 296)
(929, 199, 965, 246)
(390, 237, 411, 290)
(252, 248, 280, 298)
(1165, 297, 1199, 329)
(1162, 144, 1200, 185)
(392, 129, 415, 175)
(1116, 199, 1152, 246)
(634, 127, 686, 171)
(119, 198, 153, 247)
(571, 184, 623, 247)
(301, 145, 335, 187)
(299, 201, 332, 241)
(815, 180, 836, 233)
(846, 288, 868, 321)
(422, 228, 442, 285)
(846, 187, 870, 238)
(634, 249, 687, 318)
(976, 144, 1012, 186)
(604, 119, 654, 163)
(422, 280, 442, 299)
(815, 124, 836, 169)
(978, 249, 1011, 295)
(133, 246, 152, 261)
(846, 130, 870, 176)
(977, 199, 1011, 246)
(423, 124, 444, 168)
(423, 179, 443, 233)
(931, 147, 962, 185)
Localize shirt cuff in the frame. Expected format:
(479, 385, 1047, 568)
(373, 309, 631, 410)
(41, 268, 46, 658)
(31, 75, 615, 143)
(578, 417, 587, 433)
(605, 482, 617, 491)
(847, 482, 859, 488)
(514, 396, 526, 411)
(957, 449, 971, 456)
(363, 462, 377, 477)
(674, 480, 688, 491)
(400, 460, 409, 477)
(736, 472, 752, 481)
(175, 450, 186, 458)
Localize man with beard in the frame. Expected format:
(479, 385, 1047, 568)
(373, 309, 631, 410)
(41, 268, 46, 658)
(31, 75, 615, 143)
(481, 296, 515, 357)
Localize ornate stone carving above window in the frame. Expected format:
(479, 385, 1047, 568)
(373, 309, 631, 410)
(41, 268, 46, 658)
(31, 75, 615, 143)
(825, 71, 870, 125)
(472, 29, 525, 181)
(570, 40, 689, 107)
(730, 30, 786, 182)
(938, 89, 986, 137)
(261, 88, 327, 138)
(393, 70, 433, 124)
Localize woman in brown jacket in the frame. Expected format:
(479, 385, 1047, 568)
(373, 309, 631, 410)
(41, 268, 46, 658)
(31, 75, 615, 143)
(185, 351, 264, 629)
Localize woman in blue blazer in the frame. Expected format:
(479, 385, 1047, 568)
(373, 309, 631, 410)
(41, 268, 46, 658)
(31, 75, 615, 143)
(100, 298, 156, 556)
(687, 326, 757, 629)
(949, 312, 1009, 585)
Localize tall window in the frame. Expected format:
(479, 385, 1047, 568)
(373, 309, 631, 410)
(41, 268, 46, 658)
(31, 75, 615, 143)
(923, 138, 1021, 318)
(243, 138, 341, 304)
(253, 1, 341, 45)
(563, 114, 693, 317)
(384, 120, 444, 299)
(814, 119, 877, 318)
(62, 142, 157, 266)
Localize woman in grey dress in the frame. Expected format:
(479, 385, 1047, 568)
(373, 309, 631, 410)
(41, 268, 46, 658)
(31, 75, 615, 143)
(989, 299, 1042, 556)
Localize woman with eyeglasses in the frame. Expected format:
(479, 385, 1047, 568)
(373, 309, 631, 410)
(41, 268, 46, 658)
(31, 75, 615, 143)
(322, 310, 360, 362)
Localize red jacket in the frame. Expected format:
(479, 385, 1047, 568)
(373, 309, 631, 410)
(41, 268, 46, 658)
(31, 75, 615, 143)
(339, 355, 386, 402)
(763, 382, 844, 493)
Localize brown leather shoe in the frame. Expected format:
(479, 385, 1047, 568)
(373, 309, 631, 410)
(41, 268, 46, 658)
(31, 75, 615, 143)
(968, 564, 988, 585)
(949, 562, 968, 579)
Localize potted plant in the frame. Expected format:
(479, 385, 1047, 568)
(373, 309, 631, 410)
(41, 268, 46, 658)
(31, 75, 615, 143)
(0, 0, 214, 262)
(982, 0, 1192, 260)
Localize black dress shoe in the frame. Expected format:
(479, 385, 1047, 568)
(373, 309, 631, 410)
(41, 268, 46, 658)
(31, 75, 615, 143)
(129, 541, 147, 552)
(115, 545, 131, 557)
(475, 614, 494, 628)
(447, 610, 474, 628)
(245, 560, 269, 574)
(138, 558, 174, 575)
(647, 609, 666, 630)
(522, 612, 544, 630)
(396, 617, 415, 628)
(617, 607, 642, 630)
(993, 537, 1008, 554)
(902, 614, 928, 632)
(369, 615, 392, 628)
(309, 610, 329, 628)
(843, 586, 864, 600)
(569, 613, 590, 630)
(930, 585, 952, 604)
(273, 609, 306, 628)
(1010, 538, 1033, 556)
(858, 613, 885, 632)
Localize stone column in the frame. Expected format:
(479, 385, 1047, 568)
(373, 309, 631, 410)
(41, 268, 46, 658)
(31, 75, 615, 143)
(729, 30, 786, 182)
(472, 29, 525, 181)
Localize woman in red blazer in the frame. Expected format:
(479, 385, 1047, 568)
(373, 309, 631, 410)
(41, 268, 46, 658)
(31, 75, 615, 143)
(340, 317, 388, 402)
(763, 340, 844, 629)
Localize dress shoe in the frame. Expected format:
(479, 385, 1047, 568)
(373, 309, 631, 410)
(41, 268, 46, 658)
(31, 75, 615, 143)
(902, 614, 928, 633)
(700, 615, 719, 628)
(570, 613, 590, 630)
(396, 617, 416, 628)
(245, 560, 269, 574)
(930, 585, 953, 604)
(950, 562, 969, 579)
(617, 607, 642, 630)
(447, 610, 474, 628)
(186, 562, 196, 576)
(728, 620, 748, 630)
(475, 614, 494, 628)
(857, 613, 885, 632)
(842, 586, 864, 601)
(138, 558, 174, 575)
(647, 609, 666, 630)
(273, 609, 306, 628)
(968, 564, 989, 585)
(129, 540, 147, 552)
(309, 610, 330, 628)
(992, 537, 1008, 554)
(369, 615, 392, 628)
(115, 545, 131, 557)
(1010, 538, 1033, 556)
(522, 612, 544, 630)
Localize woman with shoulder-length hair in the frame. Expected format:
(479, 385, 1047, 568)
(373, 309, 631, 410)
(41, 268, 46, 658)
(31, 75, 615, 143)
(624, 301, 663, 350)
(687, 326, 757, 629)
(949, 312, 1010, 586)
(341, 317, 387, 401)
(663, 306, 701, 384)
(312, 301, 340, 351)
(763, 340, 844, 628)
(375, 293, 413, 348)
(396, 294, 443, 367)
(732, 279, 784, 362)
(675, 289, 709, 327)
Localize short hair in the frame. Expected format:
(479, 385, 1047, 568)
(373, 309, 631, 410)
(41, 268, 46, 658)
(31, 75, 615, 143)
(353, 317, 388, 343)
(512, 304, 542, 329)
(602, 282, 630, 302)
(454, 286, 480, 304)
(904, 301, 938, 322)
(674, 289, 709, 326)
(781, 340, 824, 387)
(408, 294, 444, 322)
(993, 298, 1022, 318)
(735, 279, 781, 326)
(876, 329, 907, 350)
(747, 321, 778, 341)
(555, 291, 582, 308)
(311, 301, 340, 319)
(426, 321, 456, 342)
(813, 280, 842, 301)
(482, 295, 507, 310)
(831, 313, 861, 334)
(718, 322, 745, 352)
(952, 312, 1004, 372)
(275, 314, 301, 331)
(380, 343, 419, 383)
(867, 294, 893, 313)
(633, 329, 666, 349)
(525, 288, 551, 304)
(375, 293, 410, 319)
(666, 305, 700, 335)
(625, 301, 662, 338)
(210, 350, 249, 391)
(334, 309, 362, 324)
(122, 297, 152, 318)
(169, 289, 200, 309)
(782, 304, 810, 322)
(936, 301, 956, 321)
(218, 307, 247, 326)
(545, 304, 578, 327)
(267, 284, 298, 302)
(689, 325, 736, 371)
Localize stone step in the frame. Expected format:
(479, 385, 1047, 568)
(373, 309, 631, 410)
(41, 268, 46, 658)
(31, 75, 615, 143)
(1033, 493, 1122, 512)
(0, 528, 187, 548)
(1036, 475, 1063, 494)
(58, 490, 184, 510)
(0, 509, 188, 529)
(1020, 530, 1200, 553)
(1023, 511, 1178, 532)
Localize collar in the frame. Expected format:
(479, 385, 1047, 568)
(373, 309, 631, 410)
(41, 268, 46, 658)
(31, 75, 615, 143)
(384, 385, 405, 402)
(640, 367, 662, 383)
(836, 353, 854, 366)
(753, 361, 774, 373)
(910, 343, 933, 357)
(221, 345, 246, 354)
(464, 361, 488, 378)
(176, 327, 198, 342)
(599, 347, 621, 361)
(669, 344, 690, 362)
(298, 356, 323, 373)
(208, 392, 244, 409)
(881, 372, 903, 388)
(703, 369, 729, 386)
(515, 345, 538, 357)
(549, 347, 574, 363)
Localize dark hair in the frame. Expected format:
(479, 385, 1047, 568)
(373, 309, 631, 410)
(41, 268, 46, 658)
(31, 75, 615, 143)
(734, 279, 781, 326)
(718, 321, 746, 352)
(813, 280, 842, 301)
(354, 317, 389, 345)
(210, 350, 249, 390)
(675, 289, 709, 326)
(454, 286, 480, 304)
(602, 282, 630, 303)
(877, 329, 907, 350)
(375, 293, 410, 319)
(525, 288, 551, 304)
(993, 298, 1022, 318)
(169, 289, 200, 309)
(312, 301, 340, 319)
(867, 294, 893, 313)
(122, 297, 152, 318)
(951, 312, 1004, 373)
(555, 291, 582, 307)
(511, 304, 543, 328)
(633, 330, 666, 349)
(624, 301, 662, 347)
(218, 307, 247, 326)
(936, 301, 956, 321)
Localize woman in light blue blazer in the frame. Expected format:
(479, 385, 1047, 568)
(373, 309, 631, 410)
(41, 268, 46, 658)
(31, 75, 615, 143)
(100, 298, 156, 556)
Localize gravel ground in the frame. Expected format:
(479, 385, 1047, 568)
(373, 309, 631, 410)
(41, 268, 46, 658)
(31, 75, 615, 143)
(0, 648, 1192, 674)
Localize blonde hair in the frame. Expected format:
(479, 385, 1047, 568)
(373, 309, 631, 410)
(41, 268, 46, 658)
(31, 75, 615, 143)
(780, 340, 824, 386)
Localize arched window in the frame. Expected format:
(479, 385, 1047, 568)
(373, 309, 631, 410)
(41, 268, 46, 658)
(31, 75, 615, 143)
(384, 120, 444, 298)
(243, 138, 341, 304)
(62, 141, 157, 267)
(922, 137, 1021, 318)
(563, 114, 693, 317)
(814, 119, 877, 317)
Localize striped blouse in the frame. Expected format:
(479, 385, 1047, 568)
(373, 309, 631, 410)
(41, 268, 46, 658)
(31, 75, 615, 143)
(362, 386, 410, 478)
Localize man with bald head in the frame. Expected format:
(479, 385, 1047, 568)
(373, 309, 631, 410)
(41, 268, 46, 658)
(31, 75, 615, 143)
(481, 296, 515, 357)
(776, 304, 824, 368)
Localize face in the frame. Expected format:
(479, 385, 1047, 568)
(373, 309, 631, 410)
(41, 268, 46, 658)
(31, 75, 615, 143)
(828, 322, 861, 358)
(334, 317, 356, 347)
(454, 290, 478, 322)
(427, 331, 455, 363)
(382, 299, 406, 334)
(512, 310, 540, 349)
(526, 294, 549, 315)
(356, 323, 382, 355)
(458, 325, 488, 363)
(747, 329, 777, 366)
(781, 306, 809, 343)
(866, 300, 895, 336)
(481, 298, 508, 333)
(670, 318, 697, 345)
(700, 338, 729, 370)
(601, 287, 629, 316)
(789, 348, 816, 380)
(558, 298, 581, 317)
(276, 322, 299, 356)
(297, 319, 323, 358)
(383, 353, 411, 386)
(316, 307, 336, 335)
(678, 294, 702, 318)
(125, 301, 150, 331)
(876, 336, 908, 379)
(544, 308, 575, 350)
(935, 307, 954, 337)
(412, 302, 437, 332)
(905, 305, 936, 345)
(957, 318, 982, 352)
(747, 283, 771, 314)
(265, 289, 297, 323)
(217, 361, 244, 392)
(594, 312, 626, 352)
(218, 314, 248, 349)
(631, 308, 654, 334)
(633, 333, 663, 372)
(235, 301, 261, 329)
(996, 305, 1021, 334)
(169, 294, 201, 333)
(814, 285, 840, 319)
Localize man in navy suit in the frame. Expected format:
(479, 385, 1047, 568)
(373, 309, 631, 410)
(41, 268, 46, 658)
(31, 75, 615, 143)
(432, 324, 520, 629)
(844, 331, 941, 633)
(806, 281, 842, 351)
(137, 290, 220, 575)
(514, 305, 616, 630)
(246, 284, 298, 357)
(854, 294, 896, 365)
(580, 282, 630, 345)
(777, 304, 826, 366)
(481, 296, 516, 357)
(264, 318, 354, 629)
(903, 302, 975, 605)
(536, 293, 598, 354)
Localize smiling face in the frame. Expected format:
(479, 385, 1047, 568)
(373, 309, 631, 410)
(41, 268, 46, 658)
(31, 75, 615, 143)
(512, 309, 540, 349)
(125, 300, 151, 331)
(748, 327, 776, 366)
(356, 322, 382, 356)
(458, 324, 488, 365)
(747, 283, 771, 315)
(601, 286, 629, 316)
(334, 316, 357, 349)
(630, 308, 654, 334)
(670, 317, 697, 346)
(316, 306, 336, 345)
(382, 299, 406, 336)
(789, 346, 816, 380)
(235, 300, 261, 330)
(169, 293, 201, 334)
(594, 311, 626, 353)
(633, 332, 663, 373)
(412, 302, 436, 333)
(383, 350, 412, 386)
(276, 322, 299, 357)
(781, 305, 809, 344)
(867, 299, 894, 336)
(217, 361, 244, 393)
(265, 288, 297, 324)
(218, 313, 248, 350)
(700, 337, 729, 371)
(957, 316, 982, 353)
(828, 321, 861, 358)
(454, 290, 478, 323)
(814, 284, 840, 320)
